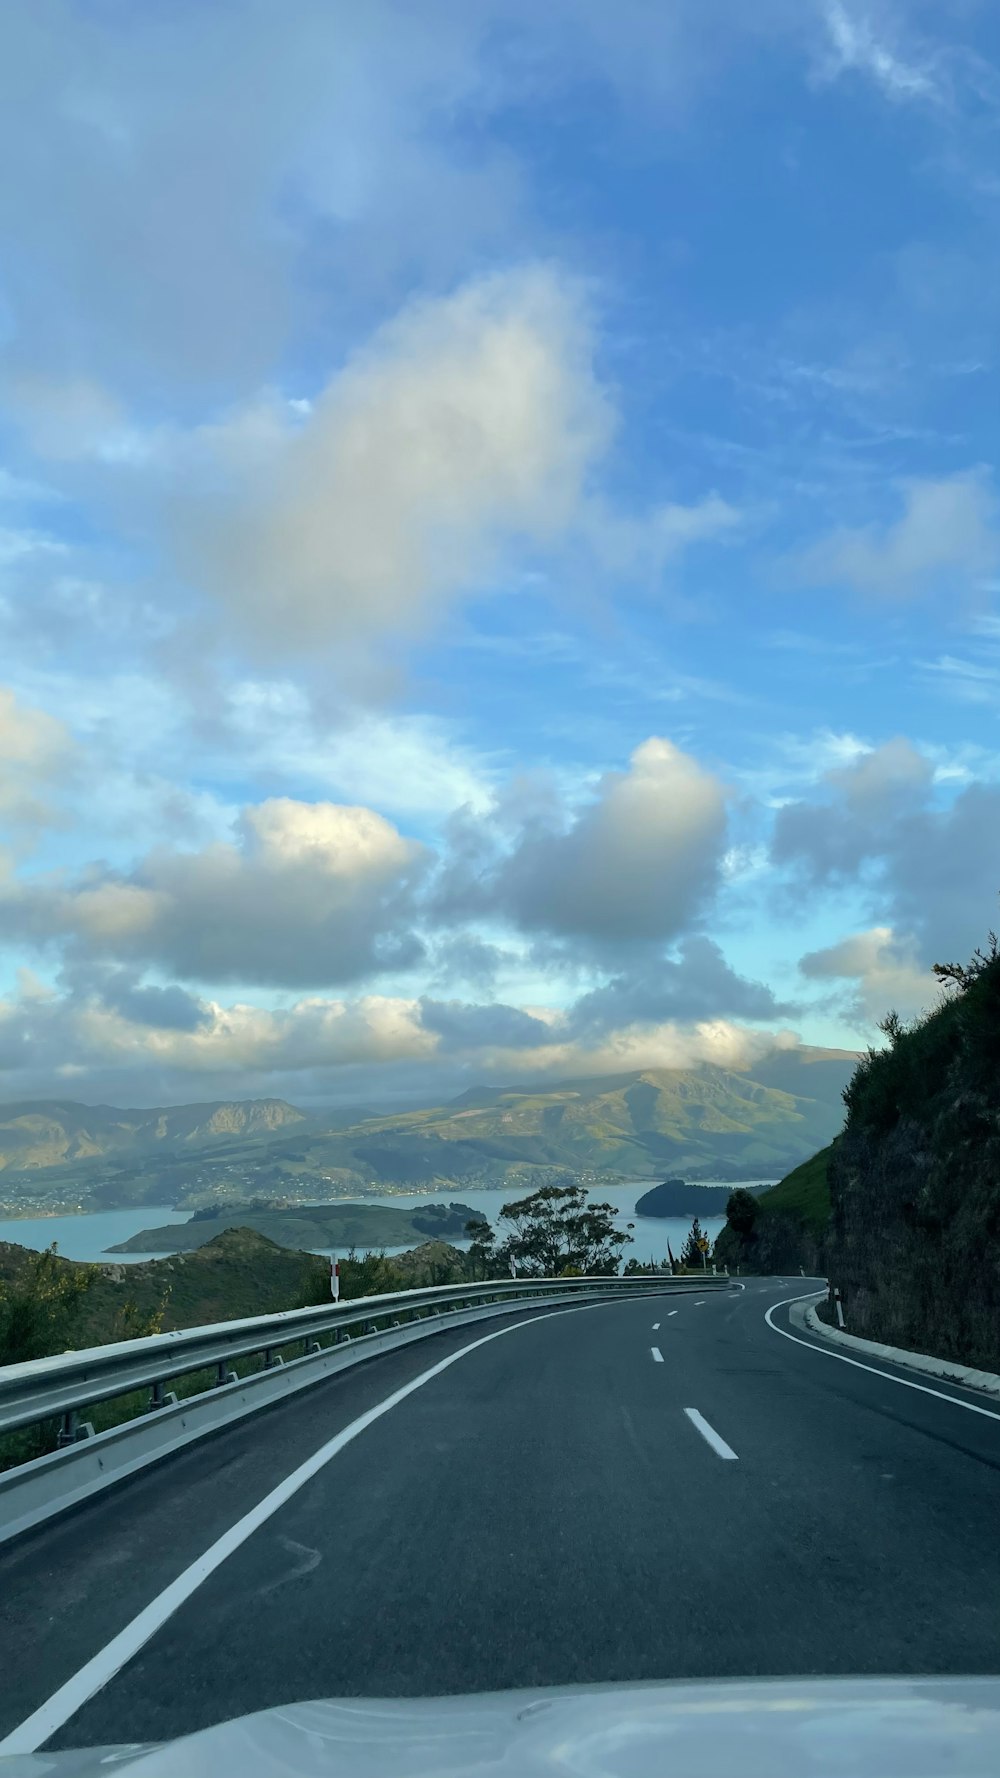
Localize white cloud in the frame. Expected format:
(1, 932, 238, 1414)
(799, 924, 936, 1026)
(161, 265, 613, 652)
(773, 738, 1000, 976)
(795, 470, 1000, 598)
(1, 797, 428, 989)
(0, 963, 804, 1105)
(819, 2, 938, 103)
(493, 736, 729, 947)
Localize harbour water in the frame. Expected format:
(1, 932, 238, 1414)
(0, 1180, 774, 1265)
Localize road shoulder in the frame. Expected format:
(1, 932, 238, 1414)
(790, 1298, 1000, 1400)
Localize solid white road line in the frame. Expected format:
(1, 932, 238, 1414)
(684, 1407, 738, 1461)
(667, 1310, 678, 1317)
(0, 1297, 626, 1757)
(651, 1346, 664, 1362)
(765, 1294, 1000, 1425)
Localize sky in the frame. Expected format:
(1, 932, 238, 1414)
(1, 0, 999, 1110)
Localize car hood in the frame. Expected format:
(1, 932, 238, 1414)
(5, 1676, 1000, 1778)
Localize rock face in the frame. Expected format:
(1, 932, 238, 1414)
(828, 1111, 1000, 1371)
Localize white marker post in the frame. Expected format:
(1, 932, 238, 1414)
(330, 1257, 340, 1302)
(833, 1284, 845, 1329)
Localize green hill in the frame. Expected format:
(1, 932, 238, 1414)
(756, 1145, 832, 1232)
(714, 1142, 836, 1274)
(108, 1200, 481, 1255)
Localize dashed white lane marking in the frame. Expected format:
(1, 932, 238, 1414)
(684, 1408, 738, 1461)
(667, 1310, 678, 1317)
(652, 1321, 660, 1330)
(651, 1346, 664, 1363)
(695, 1300, 706, 1306)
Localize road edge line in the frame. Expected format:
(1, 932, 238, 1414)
(764, 1293, 1000, 1424)
(800, 1303, 1000, 1400)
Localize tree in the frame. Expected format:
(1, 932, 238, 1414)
(465, 1217, 498, 1281)
(0, 1245, 98, 1367)
(494, 1184, 631, 1278)
(725, 1188, 759, 1240)
(681, 1217, 708, 1269)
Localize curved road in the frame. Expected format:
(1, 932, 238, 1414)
(2, 1278, 999, 1753)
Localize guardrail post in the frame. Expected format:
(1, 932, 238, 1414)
(263, 1348, 283, 1370)
(56, 1409, 94, 1447)
(215, 1362, 238, 1387)
(56, 1410, 78, 1448)
(149, 1380, 178, 1413)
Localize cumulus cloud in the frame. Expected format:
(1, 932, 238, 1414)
(771, 737, 933, 881)
(0, 978, 436, 1100)
(794, 470, 1000, 599)
(159, 266, 612, 652)
(774, 738, 1000, 982)
(1, 797, 428, 989)
(569, 936, 796, 1033)
(799, 925, 937, 1026)
(493, 737, 729, 948)
(418, 998, 555, 1051)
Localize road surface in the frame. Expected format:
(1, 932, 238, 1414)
(1, 1278, 998, 1754)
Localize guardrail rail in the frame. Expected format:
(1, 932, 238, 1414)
(0, 1271, 731, 1544)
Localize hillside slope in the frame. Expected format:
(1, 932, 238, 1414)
(0, 1047, 856, 1208)
(714, 1144, 835, 1274)
(0, 1098, 306, 1171)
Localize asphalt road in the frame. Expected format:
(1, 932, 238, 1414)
(2, 1277, 999, 1754)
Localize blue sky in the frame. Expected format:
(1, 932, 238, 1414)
(1, 0, 999, 1107)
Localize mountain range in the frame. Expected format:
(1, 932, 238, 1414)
(0, 1046, 857, 1211)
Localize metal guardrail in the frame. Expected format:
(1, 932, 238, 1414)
(0, 1272, 730, 1544)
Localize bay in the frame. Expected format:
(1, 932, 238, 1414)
(310, 1180, 775, 1263)
(0, 1180, 775, 1266)
(0, 1206, 192, 1263)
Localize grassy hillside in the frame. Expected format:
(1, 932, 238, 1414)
(0, 1049, 856, 1213)
(714, 1142, 836, 1274)
(756, 1145, 832, 1232)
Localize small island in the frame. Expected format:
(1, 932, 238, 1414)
(108, 1200, 481, 1255)
(634, 1178, 768, 1218)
